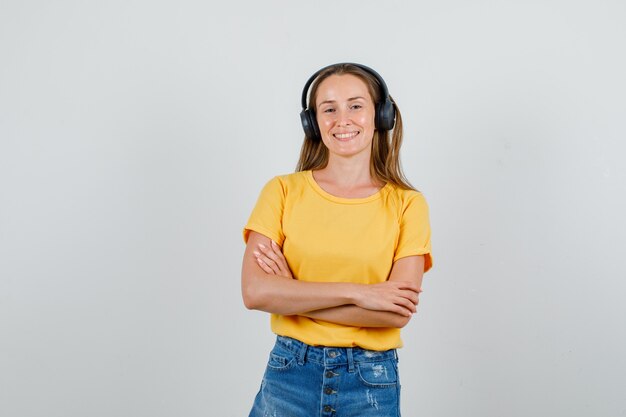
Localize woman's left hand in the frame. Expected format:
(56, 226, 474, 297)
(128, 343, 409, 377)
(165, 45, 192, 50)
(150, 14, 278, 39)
(253, 240, 293, 279)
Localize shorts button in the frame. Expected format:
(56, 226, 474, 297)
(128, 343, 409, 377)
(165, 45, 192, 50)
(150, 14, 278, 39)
(325, 371, 334, 378)
(323, 405, 333, 412)
(324, 387, 333, 395)
(328, 350, 337, 358)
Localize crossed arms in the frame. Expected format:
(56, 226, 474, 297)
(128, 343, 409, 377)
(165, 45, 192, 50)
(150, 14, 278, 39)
(241, 231, 425, 328)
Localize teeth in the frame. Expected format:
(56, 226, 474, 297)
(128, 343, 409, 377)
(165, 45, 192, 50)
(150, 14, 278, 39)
(334, 132, 358, 139)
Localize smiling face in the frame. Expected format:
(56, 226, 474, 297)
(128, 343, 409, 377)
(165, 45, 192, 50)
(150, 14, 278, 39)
(315, 74, 376, 161)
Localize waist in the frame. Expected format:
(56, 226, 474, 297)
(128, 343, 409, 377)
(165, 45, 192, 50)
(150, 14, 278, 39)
(275, 335, 397, 366)
(271, 314, 403, 350)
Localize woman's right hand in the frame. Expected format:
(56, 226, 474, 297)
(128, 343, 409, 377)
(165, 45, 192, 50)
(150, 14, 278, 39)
(353, 281, 421, 317)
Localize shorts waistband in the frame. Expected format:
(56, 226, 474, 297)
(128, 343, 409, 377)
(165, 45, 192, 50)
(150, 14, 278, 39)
(275, 335, 397, 367)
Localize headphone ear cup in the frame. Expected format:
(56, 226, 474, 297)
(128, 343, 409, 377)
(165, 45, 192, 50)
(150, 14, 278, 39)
(376, 98, 396, 131)
(300, 109, 321, 140)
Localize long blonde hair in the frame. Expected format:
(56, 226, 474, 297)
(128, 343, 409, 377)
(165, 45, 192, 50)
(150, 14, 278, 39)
(295, 63, 414, 191)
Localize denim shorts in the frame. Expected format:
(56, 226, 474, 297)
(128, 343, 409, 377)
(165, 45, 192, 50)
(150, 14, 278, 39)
(249, 335, 401, 417)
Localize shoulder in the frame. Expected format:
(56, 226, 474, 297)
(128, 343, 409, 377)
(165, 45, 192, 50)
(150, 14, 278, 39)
(273, 171, 308, 186)
(383, 184, 429, 213)
(258, 171, 309, 198)
(263, 171, 309, 191)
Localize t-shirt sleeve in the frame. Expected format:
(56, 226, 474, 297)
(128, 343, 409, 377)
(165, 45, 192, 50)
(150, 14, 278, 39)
(394, 192, 433, 272)
(243, 176, 286, 245)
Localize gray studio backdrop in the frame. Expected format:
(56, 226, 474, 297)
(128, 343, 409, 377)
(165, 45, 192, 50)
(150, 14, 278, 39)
(1, 1, 625, 416)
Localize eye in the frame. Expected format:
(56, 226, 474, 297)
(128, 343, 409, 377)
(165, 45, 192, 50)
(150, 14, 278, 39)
(323, 107, 336, 113)
(350, 104, 363, 110)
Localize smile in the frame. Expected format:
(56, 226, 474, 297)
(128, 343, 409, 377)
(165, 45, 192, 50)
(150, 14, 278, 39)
(333, 131, 359, 140)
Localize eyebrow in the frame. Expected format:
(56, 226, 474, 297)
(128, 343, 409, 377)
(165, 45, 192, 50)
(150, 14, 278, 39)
(316, 96, 366, 109)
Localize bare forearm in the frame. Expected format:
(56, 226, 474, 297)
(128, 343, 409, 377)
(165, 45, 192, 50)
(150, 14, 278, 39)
(301, 305, 411, 328)
(243, 274, 360, 315)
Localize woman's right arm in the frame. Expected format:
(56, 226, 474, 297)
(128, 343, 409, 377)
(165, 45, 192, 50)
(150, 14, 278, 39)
(241, 231, 419, 316)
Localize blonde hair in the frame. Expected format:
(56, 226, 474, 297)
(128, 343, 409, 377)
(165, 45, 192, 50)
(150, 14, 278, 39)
(295, 64, 414, 190)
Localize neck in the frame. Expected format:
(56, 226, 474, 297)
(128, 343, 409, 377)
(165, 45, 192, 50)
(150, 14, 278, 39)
(317, 153, 379, 188)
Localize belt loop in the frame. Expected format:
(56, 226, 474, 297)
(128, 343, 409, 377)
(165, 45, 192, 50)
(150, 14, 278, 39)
(346, 348, 355, 373)
(297, 340, 308, 365)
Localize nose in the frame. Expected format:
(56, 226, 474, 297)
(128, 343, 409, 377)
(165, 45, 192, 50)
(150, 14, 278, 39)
(336, 108, 352, 127)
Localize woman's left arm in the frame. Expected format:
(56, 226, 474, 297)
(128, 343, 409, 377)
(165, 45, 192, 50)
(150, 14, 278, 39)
(301, 256, 425, 328)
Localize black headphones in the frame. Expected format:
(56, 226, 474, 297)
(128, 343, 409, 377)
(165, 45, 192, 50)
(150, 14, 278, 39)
(300, 63, 396, 141)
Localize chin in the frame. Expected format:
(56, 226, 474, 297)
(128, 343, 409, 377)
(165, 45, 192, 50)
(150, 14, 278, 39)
(329, 145, 371, 159)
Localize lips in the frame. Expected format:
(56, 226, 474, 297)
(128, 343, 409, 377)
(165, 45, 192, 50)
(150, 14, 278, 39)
(333, 131, 359, 140)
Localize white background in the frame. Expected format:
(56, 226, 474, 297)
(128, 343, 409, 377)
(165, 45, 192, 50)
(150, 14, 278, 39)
(1, 1, 625, 416)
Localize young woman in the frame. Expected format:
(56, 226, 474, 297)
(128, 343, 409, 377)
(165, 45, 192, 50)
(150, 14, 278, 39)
(242, 63, 432, 416)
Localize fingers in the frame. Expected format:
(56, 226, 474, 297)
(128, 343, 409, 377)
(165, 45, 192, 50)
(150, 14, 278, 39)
(254, 241, 292, 278)
(255, 256, 275, 274)
(392, 295, 421, 316)
(269, 241, 288, 270)
(380, 283, 421, 315)
(393, 304, 413, 317)
(261, 242, 286, 272)
(254, 243, 280, 273)
(253, 249, 280, 274)
(355, 282, 421, 316)
(383, 297, 414, 317)
(395, 294, 418, 314)
(401, 289, 419, 306)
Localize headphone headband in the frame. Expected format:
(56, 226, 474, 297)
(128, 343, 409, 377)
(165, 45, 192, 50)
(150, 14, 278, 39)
(300, 63, 391, 110)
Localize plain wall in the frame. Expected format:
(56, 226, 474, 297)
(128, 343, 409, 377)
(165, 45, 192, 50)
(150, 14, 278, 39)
(1, 1, 625, 416)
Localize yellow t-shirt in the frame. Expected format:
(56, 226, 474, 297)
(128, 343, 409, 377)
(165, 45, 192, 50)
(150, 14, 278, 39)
(243, 170, 432, 350)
